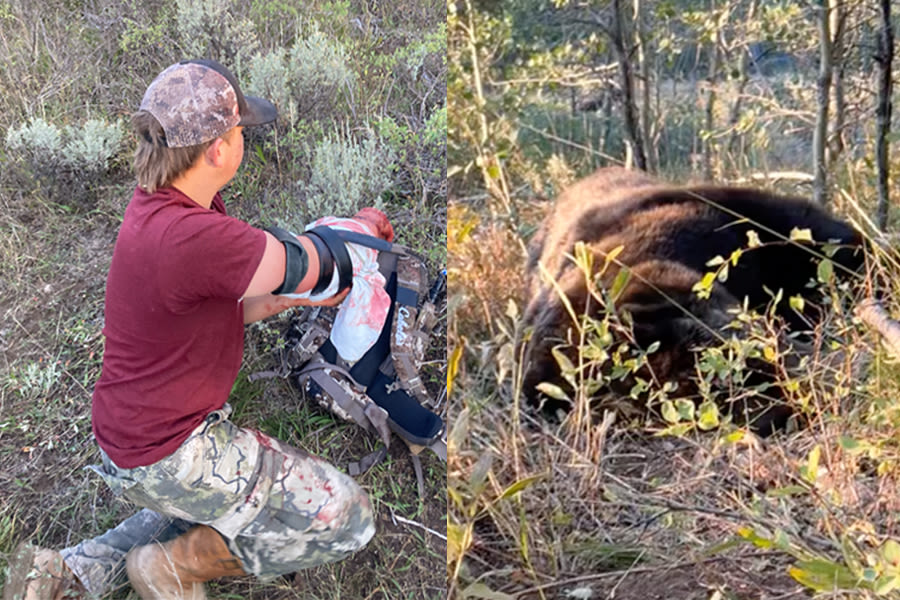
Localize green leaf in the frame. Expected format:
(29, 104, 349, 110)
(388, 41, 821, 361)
(447, 521, 473, 565)
(717, 263, 729, 282)
(469, 452, 494, 494)
(737, 527, 774, 549)
(497, 473, 545, 502)
(802, 445, 821, 484)
(655, 422, 693, 437)
(765, 485, 808, 498)
(789, 295, 805, 313)
(773, 529, 792, 551)
(692, 272, 717, 299)
(603, 245, 624, 269)
(448, 344, 463, 399)
(697, 400, 719, 430)
(461, 583, 515, 600)
(817, 259, 833, 284)
(574, 241, 593, 275)
(610, 268, 631, 301)
(875, 575, 900, 595)
(881, 539, 900, 567)
(839, 436, 860, 451)
(724, 430, 746, 444)
(789, 558, 859, 592)
(675, 399, 695, 421)
(661, 400, 679, 423)
(551, 347, 575, 375)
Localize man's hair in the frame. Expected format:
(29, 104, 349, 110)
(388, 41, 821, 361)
(132, 111, 213, 193)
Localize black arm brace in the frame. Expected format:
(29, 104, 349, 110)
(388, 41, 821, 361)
(265, 226, 354, 296)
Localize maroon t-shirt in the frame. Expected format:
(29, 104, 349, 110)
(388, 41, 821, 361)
(92, 186, 266, 468)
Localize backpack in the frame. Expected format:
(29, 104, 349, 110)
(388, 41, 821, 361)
(252, 230, 446, 475)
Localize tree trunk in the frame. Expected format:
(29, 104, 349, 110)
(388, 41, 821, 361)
(726, 0, 758, 168)
(634, 0, 655, 173)
(611, 0, 647, 171)
(875, 0, 893, 230)
(830, 0, 846, 164)
(812, 0, 833, 206)
(703, 1, 722, 181)
(463, 0, 511, 216)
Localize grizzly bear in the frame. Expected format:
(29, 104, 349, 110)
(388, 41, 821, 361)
(523, 167, 865, 434)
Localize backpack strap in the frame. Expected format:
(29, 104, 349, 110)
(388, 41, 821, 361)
(297, 357, 392, 448)
(387, 255, 432, 404)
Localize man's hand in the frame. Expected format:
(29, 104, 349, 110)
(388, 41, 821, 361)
(283, 287, 350, 308)
(243, 289, 350, 324)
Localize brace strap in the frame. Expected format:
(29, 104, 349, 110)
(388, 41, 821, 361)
(306, 226, 354, 294)
(265, 226, 310, 295)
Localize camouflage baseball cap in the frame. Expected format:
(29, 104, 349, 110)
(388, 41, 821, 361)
(139, 58, 277, 148)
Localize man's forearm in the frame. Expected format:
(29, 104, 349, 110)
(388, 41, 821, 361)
(243, 288, 350, 324)
(242, 295, 293, 324)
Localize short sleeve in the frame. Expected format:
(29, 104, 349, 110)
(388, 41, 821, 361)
(157, 209, 267, 311)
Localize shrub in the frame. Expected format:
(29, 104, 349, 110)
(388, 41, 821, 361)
(63, 119, 125, 172)
(4, 116, 125, 208)
(6, 117, 124, 174)
(297, 128, 395, 220)
(246, 48, 295, 123)
(175, 0, 260, 70)
(247, 23, 355, 126)
(376, 107, 446, 201)
(5, 118, 64, 170)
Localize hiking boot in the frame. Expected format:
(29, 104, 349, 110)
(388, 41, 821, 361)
(2, 543, 85, 600)
(125, 525, 245, 600)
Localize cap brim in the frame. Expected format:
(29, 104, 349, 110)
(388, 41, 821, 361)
(239, 95, 278, 127)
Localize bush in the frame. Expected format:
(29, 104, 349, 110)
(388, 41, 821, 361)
(63, 119, 125, 173)
(376, 107, 447, 201)
(297, 128, 395, 220)
(247, 23, 355, 126)
(175, 0, 259, 70)
(6, 117, 124, 174)
(4, 116, 125, 208)
(5, 118, 64, 170)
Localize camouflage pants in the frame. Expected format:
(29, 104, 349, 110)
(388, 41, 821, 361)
(72, 404, 374, 593)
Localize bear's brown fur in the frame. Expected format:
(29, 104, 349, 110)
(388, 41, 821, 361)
(523, 167, 865, 434)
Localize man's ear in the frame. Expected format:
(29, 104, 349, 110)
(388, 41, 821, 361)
(204, 138, 226, 167)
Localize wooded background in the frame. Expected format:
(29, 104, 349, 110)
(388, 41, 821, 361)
(450, 0, 896, 226)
